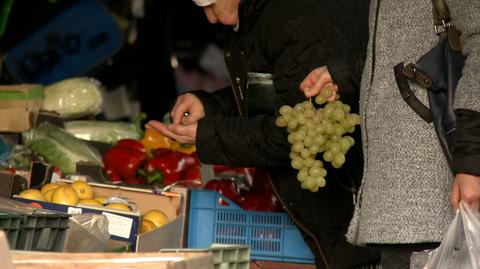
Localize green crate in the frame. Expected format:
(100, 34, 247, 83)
(17, 213, 70, 251)
(0, 212, 21, 248)
(0, 204, 69, 252)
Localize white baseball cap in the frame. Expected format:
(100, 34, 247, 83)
(192, 0, 216, 7)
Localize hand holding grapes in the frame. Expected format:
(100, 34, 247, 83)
(300, 66, 338, 100)
(275, 88, 360, 192)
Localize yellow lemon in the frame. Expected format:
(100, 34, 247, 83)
(70, 181, 94, 199)
(40, 183, 59, 194)
(44, 189, 55, 202)
(18, 189, 45, 201)
(139, 219, 157, 234)
(105, 203, 131, 211)
(51, 185, 79, 206)
(94, 196, 108, 205)
(78, 199, 102, 207)
(142, 209, 169, 228)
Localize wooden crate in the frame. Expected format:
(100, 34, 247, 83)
(11, 251, 214, 269)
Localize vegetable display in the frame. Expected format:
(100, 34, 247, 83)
(22, 123, 103, 174)
(102, 139, 200, 187)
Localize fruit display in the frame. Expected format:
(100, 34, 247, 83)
(141, 209, 169, 232)
(18, 189, 45, 201)
(18, 180, 171, 237)
(51, 185, 79, 206)
(275, 88, 360, 192)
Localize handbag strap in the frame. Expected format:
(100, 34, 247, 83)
(432, 0, 451, 30)
(431, 0, 463, 51)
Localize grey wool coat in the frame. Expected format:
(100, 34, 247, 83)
(347, 0, 480, 245)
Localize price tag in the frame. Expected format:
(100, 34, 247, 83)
(67, 207, 83, 214)
(102, 212, 134, 239)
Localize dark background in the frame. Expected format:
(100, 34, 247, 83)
(0, 0, 226, 121)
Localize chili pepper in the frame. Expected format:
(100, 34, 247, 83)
(103, 146, 147, 179)
(205, 179, 241, 205)
(102, 166, 122, 184)
(116, 139, 147, 154)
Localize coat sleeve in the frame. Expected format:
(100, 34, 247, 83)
(190, 86, 238, 117)
(196, 115, 291, 167)
(267, 13, 365, 110)
(447, 0, 480, 175)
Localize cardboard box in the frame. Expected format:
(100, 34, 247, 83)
(0, 173, 28, 198)
(0, 85, 43, 132)
(12, 181, 189, 252)
(11, 251, 214, 269)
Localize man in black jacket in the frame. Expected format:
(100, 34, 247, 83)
(148, 0, 379, 268)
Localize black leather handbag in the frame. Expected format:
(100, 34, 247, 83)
(394, 0, 465, 171)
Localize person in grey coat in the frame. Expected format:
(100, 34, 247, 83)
(301, 0, 480, 268)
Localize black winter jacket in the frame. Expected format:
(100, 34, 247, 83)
(193, 0, 379, 268)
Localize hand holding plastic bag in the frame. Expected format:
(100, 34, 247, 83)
(411, 202, 480, 269)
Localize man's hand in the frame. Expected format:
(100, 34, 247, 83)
(146, 120, 197, 144)
(171, 93, 205, 125)
(451, 173, 480, 211)
(300, 66, 338, 101)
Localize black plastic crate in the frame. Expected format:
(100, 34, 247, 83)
(17, 213, 70, 251)
(0, 212, 22, 248)
(0, 197, 70, 251)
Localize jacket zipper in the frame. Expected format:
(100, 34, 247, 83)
(266, 173, 330, 269)
(331, 168, 358, 205)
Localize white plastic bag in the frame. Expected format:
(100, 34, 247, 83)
(411, 202, 480, 269)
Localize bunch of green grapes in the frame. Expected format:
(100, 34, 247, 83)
(275, 88, 360, 192)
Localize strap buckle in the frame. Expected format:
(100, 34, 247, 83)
(434, 19, 453, 35)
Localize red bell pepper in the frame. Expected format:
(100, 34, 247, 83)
(205, 179, 241, 205)
(183, 165, 201, 181)
(102, 166, 122, 184)
(103, 146, 148, 179)
(240, 192, 280, 212)
(116, 139, 147, 154)
(143, 148, 189, 186)
(124, 176, 146, 185)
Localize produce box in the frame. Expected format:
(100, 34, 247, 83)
(0, 85, 43, 132)
(11, 251, 214, 269)
(187, 189, 315, 264)
(13, 181, 188, 252)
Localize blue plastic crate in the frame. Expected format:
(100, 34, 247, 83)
(187, 189, 315, 263)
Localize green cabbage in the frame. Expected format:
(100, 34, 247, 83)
(42, 77, 103, 119)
